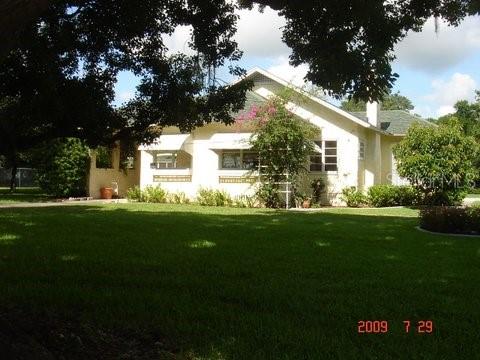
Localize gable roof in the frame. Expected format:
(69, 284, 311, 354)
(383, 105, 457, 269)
(348, 110, 434, 135)
(234, 68, 430, 136)
(231, 91, 266, 117)
(238, 68, 389, 134)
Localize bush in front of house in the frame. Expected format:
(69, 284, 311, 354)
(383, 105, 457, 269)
(166, 191, 190, 204)
(197, 188, 233, 207)
(393, 123, 479, 206)
(420, 205, 480, 235)
(126, 185, 167, 203)
(255, 183, 283, 208)
(368, 185, 419, 207)
(340, 187, 368, 207)
(35, 138, 90, 198)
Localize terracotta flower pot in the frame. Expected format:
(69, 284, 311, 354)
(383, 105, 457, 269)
(100, 187, 113, 199)
(302, 199, 311, 209)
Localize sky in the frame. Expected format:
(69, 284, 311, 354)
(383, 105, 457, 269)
(114, 6, 480, 119)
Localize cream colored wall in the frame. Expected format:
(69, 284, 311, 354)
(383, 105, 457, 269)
(381, 136, 403, 184)
(139, 124, 257, 199)
(88, 147, 140, 198)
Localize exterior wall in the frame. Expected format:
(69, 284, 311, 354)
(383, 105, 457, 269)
(88, 72, 403, 205)
(88, 147, 140, 198)
(139, 124, 258, 199)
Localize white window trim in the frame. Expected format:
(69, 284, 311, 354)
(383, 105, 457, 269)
(309, 140, 338, 173)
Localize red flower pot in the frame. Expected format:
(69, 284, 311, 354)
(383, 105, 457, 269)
(100, 187, 113, 199)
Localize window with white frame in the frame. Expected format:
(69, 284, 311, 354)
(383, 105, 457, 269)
(150, 151, 191, 169)
(309, 140, 338, 172)
(220, 150, 259, 170)
(359, 140, 365, 160)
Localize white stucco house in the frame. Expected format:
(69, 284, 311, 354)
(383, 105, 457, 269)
(87, 68, 430, 205)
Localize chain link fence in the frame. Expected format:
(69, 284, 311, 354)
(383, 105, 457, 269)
(0, 168, 38, 188)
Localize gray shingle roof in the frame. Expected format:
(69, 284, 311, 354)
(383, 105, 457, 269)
(231, 91, 266, 118)
(349, 110, 434, 135)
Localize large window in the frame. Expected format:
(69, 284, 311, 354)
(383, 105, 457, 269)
(309, 140, 338, 172)
(220, 150, 259, 170)
(150, 151, 191, 169)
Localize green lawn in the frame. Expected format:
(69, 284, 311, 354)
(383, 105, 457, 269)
(0, 187, 51, 204)
(0, 204, 479, 359)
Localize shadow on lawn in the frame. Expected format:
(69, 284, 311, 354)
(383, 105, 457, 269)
(0, 205, 479, 359)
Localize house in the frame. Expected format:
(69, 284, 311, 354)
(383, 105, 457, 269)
(87, 68, 430, 205)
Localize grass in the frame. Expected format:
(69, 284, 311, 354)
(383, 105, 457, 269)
(0, 187, 51, 204)
(0, 204, 479, 359)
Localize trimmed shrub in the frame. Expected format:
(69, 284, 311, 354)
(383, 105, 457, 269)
(341, 187, 368, 207)
(35, 138, 90, 198)
(368, 185, 419, 207)
(197, 188, 233, 207)
(420, 206, 480, 235)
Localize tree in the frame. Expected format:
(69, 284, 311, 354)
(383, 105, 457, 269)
(341, 91, 414, 112)
(0, 0, 251, 191)
(34, 138, 90, 198)
(393, 123, 479, 206)
(237, 91, 319, 207)
(1, 1, 479, 99)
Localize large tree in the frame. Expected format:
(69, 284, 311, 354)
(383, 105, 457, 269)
(1, 1, 479, 190)
(340, 91, 414, 112)
(1, 1, 479, 99)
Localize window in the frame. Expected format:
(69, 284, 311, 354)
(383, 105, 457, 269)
(359, 140, 365, 160)
(309, 140, 338, 172)
(220, 150, 259, 170)
(96, 146, 113, 169)
(155, 153, 176, 169)
(309, 141, 323, 171)
(150, 152, 191, 169)
(242, 151, 260, 170)
(221, 151, 241, 169)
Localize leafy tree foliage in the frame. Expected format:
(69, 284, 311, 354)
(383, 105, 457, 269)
(0, 0, 250, 189)
(237, 92, 319, 207)
(393, 123, 479, 205)
(341, 91, 414, 112)
(35, 138, 90, 198)
(1, 1, 479, 99)
(437, 91, 480, 140)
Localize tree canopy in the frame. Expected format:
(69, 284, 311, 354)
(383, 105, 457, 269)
(340, 91, 414, 112)
(1, 0, 479, 189)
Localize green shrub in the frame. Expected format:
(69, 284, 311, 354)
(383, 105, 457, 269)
(393, 123, 479, 205)
(126, 185, 166, 203)
(197, 188, 233, 207)
(126, 186, 143, 202)
(367, 185, 419, 207)
(144, 185, 167, 203)
(233, 195, 257, 208)
(35, 138, 90, 197)
(311, 178, 326, 205)
(255, 183, 283, 208)
(340, 187, 367, 207)
(420, 206, 480, 235)
(167, 191, 190, 204)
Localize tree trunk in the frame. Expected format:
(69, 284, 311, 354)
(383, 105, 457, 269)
(10, 162, 17, 192)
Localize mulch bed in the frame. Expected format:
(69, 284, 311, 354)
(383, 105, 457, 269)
(0, 308, 178, 359)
